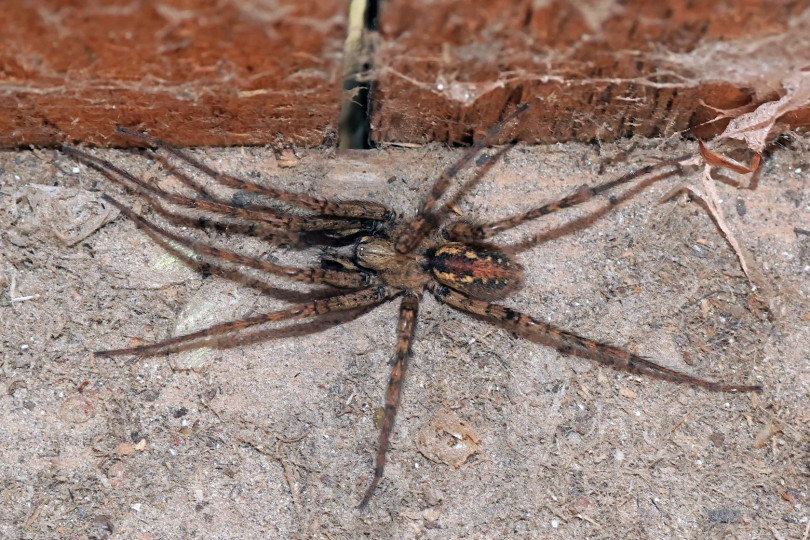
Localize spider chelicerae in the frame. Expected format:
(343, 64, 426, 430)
(64, 103, 761, 508)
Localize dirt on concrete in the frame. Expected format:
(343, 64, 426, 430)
(1, 136, 808, 538)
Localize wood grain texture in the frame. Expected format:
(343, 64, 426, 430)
(2, 0, 809, 148)
(372, 0, 810, 144)
(0, 0, 347, 147)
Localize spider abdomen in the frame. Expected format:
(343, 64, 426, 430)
(428, 243, 523, 299)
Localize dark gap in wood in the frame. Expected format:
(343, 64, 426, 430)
(338, 0, 379, 149)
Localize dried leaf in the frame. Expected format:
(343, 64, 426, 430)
(58, 395, 95, 424)
(698, 139, 760, 174)
(416, 411, 481, 467)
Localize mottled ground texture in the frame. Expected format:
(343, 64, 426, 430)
(1, 137, 808, 539)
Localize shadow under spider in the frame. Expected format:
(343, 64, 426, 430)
(65, 103, 762, 510)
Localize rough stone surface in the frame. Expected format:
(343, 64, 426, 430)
(1, 136, 808, 537)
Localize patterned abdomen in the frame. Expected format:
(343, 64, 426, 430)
(428, 242, 523, 299)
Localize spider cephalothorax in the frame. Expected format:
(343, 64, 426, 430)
(348, 233, 522, 299)
(64, 103, 761, 509)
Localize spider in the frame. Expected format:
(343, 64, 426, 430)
(63, 103, 762, 508)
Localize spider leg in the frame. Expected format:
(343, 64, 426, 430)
(395, 103, 529, 254)
(66, 147, 299, 244)
(428, 283, 761, 392)
(64, 147, 368, 234)
(146, 147, 390, 231)
(142, 149, 224, 202)
(428, 144, 513, 234)
(116, 127, 397, 221)
(96, 286, 398, 357)
(143, 148, 383, 239)
(359, 292, 420, 509)
(446, 154, 690, 242)
(101, 194, 376, 289)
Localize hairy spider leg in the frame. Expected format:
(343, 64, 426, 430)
(116, 127, 397, 222)
(65, 147, 368, 234)
(96, 286, 398, 357)
(102, 194, 376, 289)
(430, 144, 514, 233)
(141, 149, 224, 201)
(429, 283, 762, 392)
(446, 154, 691, 242)
(507, 169, 689, 254)
(359, 293, 420, 508)
(65, 147, 298, 244)
(133, 148, 347, 242)
(137, 149, 350, 233)
(395, 103, 529, 254)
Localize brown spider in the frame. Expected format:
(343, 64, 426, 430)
(64, 103, 761, 508)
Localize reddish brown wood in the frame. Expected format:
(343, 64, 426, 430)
(1, 0, 808, 148)
(371, 0, 810, 145)
(0, 0, 347, 147)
